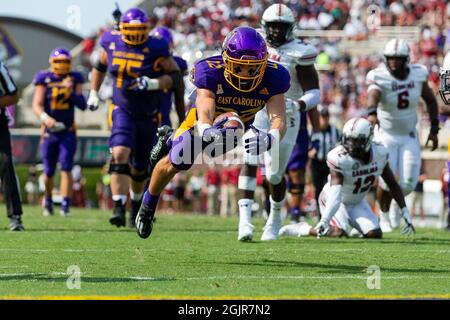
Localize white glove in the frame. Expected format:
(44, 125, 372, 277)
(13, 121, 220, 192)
(87, 90, 100, 111)
(49, 122, 66, 133)
(400, 207, 415, 236)
(133, 76, 160, 91)
(314, 220, 330, 239)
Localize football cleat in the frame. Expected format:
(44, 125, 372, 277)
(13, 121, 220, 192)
(128, 200, 141, 228)
(42, 198, 54, 217)
(149, 125, 174, 173)
(238, 223, 254, 241)
(261, 216, 282, 241)
(9, 215, 24, 231)
(60, 209, 69, 218)
(135, 203, 156, 239)
(109, 201, 126, 227)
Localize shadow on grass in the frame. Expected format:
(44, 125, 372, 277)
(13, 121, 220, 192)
(220, 259, 450, 274)
(0, 273, 176, 283)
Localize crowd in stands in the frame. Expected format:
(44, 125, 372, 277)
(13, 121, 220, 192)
(77, 0, 450, 130)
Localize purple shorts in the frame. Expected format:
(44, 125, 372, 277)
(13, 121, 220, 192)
(169, 108, 234, 171)
(41, 131, 77, 177)
(287, 126, 309, 171)
(109, 107, 158, 171)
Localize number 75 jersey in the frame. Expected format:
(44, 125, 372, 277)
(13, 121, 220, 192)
(100, 30, 170, 116)
(366, 63, 428, 136)
(326, 143, 389, 205)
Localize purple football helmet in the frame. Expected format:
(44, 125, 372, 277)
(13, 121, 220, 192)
(222, 26, 268, 92)
(49, 47, 72, 75)
(150, 26, 174, 47)
(120, 8, 150, 45)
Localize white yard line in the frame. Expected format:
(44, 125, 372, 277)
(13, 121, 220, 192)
(0, 272, 449, 281)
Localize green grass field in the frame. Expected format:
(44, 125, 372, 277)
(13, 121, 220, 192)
(0, 205, 449, 299)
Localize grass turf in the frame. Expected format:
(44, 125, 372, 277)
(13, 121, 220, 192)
(0, 205, 449, 299)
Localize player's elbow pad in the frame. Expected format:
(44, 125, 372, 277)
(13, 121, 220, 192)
(71, 93, 87, 110)
(321, 184, 342, 224)
(299, 88, 320, 111)
(168, 71, 183, 89)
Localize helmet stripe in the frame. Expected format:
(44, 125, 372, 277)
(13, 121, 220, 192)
(278, 3, 282, 16)
(351, 118, 360, 134)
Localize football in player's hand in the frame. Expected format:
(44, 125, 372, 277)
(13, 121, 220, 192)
(213, 112, 244, 130)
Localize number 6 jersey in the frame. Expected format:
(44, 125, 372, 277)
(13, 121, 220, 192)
(326, 143, 389, 205)
(366, 64, 428, 136)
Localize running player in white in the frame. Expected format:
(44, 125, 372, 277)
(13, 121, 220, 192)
(365, 39, 439, 232)
(279, 118, 415, 238)
(238, 3, 320, 241)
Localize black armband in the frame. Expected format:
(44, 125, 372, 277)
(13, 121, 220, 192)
(367, 106, 377, 116)
(168, 71, 183, 89)
(430, 119, 440, 135)
(94, 61, 107, 73)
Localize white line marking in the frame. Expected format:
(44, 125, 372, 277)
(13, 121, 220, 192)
(0, 273, 449, 281)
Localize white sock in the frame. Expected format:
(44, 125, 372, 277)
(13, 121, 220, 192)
(268, 196, 285, 222)
(129, 190, 143, 202)
(238, 199, 253, 225)
(112, 194, 127, 205)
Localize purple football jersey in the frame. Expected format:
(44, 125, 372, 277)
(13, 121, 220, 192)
(33, 70, 85, 129)
(100, 30, 171, 116)
(192, 55, 290, 129)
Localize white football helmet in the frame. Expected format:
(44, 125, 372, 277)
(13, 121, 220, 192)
(383, 38, 410, 60)
(383, 39, 410, 76)
(261, 3, 295, 47)
(342, 118, 374, 158)
(439, 51, 450, 105)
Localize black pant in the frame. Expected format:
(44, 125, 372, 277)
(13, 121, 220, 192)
(0, 115, 22, 218)
(311, 159, 330, 206)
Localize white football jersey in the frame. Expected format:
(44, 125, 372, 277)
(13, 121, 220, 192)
(326, 143, 389, 205)
(267, 38, 318, 113)
(366, 64, 428, 135)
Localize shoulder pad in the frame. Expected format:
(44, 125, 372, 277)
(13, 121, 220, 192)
(410, 64, 429, 82)
(285, 41, 318, 66)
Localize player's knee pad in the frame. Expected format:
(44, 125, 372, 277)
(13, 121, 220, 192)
(289, 183, 305, 195)
(238, 176, 257, 191)
(399, 181, 414, 196)
(108, 162, 131, 176)
(130, 170, 149, 182)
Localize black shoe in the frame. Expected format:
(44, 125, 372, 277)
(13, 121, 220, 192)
(128, 200, 141, 228)
(9, 215, 24, 231)
(109, 201, 126, 227)
(135, 203, 155, 239)
(149, 125, 174, 172)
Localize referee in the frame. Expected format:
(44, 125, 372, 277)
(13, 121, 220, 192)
(308, 107, 340, 212)
(0, 60, 24, 231)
